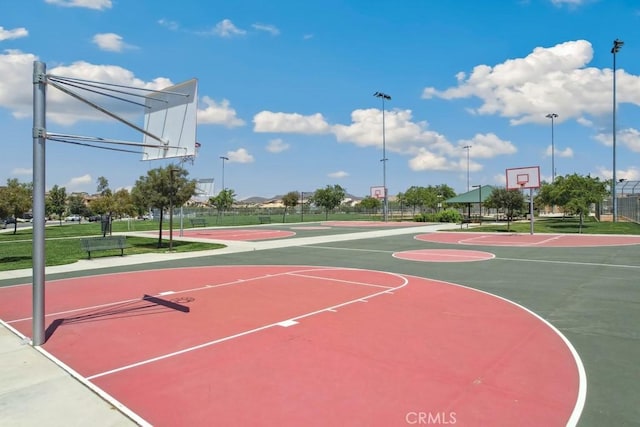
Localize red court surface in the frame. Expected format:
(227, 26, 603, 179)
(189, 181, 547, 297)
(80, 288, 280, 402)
(393, 249, 495, 262)
(161, 228, 296, 241)
(0, 266, 584, 426)
(322, 220, 426, 227)
(417, 232, 640, 247)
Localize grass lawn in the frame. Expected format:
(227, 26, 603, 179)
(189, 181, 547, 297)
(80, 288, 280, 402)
(0, 223, 224, 272)
(466, 216, 640, 234)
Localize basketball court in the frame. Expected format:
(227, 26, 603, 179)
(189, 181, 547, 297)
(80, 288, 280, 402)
(2, 222, 639, 425)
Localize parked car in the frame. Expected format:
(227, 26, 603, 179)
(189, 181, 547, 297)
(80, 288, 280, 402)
(64, 215, 82, 222)
(88, 215, 102, 222)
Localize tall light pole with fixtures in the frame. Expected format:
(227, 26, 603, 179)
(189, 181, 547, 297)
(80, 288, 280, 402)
(611, 39, 623, 222)
(463, 145, 472, 192)
(374, 91, 391, 221)
(219, 156, 229, 193)
(545, 113, 558, 182)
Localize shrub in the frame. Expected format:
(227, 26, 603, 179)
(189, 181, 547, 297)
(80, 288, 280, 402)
(414, 209, 461, 223)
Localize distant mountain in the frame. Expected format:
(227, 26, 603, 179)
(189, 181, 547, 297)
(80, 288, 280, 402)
(240, 193, 363, 204)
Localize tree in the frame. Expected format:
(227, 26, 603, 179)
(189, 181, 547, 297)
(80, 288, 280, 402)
(67, 194, 90, 221)
(47, 185, 67, 224)
(485, 188, 525, 231)
(0, 179, 32, 234)
(209, 189, 236, 215)
(310, 185, 346, 220)
(281, 191, 300, 223)
(541, 174, 608, 231)
(358, 196, 382, 214)
(132, 165, 197, 248)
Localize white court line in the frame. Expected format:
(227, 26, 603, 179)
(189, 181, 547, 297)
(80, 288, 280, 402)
(497, 257, 640, 269)
(287, 272, 395, 289)
(393, 251, 495, 261)
(531, 235, 564, 245)
(86, 271, 409, 380)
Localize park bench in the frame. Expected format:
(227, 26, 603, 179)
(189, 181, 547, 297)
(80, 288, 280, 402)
(459, 218, 472, 229)
(258, 216, 272, 224)
(80, 235, 127, 259)
(190, 218, 207, 227)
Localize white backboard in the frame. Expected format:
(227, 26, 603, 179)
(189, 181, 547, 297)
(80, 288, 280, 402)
(506, 166, 541, 190)
(370, 186, 386, 199)
(142, 78, 198, 161)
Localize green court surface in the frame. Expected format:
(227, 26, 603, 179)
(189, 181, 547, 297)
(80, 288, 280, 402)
(1, 225, 638, 426)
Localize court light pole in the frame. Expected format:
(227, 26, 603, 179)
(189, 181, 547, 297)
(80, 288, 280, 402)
(611, 39, 623, 222)
(463, 145, 472, 192)
(219, 156, 229, 192)
(374, 91, 391, 221)
(545, 113, 558, 182)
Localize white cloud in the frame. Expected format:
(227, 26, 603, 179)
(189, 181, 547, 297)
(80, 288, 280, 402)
(594, 128, 640, 152)
(551, 0, 587, 6)
(457, 133, 517, 158)
(252, 23, 280, 36)
(0, 50, 174, 125)
(333, 108, 453, 154)
(594, 166, 640, 181)
(545, 145, 574, 158)
(45, 0, 112, 10)
(11, 167, 32, 176)
(303, 34, 314, 40)
(92, 33, 135, 52)
(618, 128, 640, 152)
(253, 111, 331, 134)
(0, 27, 28, 41)
(408, 148, 457, 171)
(65, 174, 92, 191)
(423, 40, 640, 126)
(266, 138, 290, 153)
(213, 19, 246, 38)
(197, 96, 245, 128)
(328, 171, 348, 178)
(158, 19, 180, 31)
(226, 148, 254, 163)
(493, 174, 507, 186)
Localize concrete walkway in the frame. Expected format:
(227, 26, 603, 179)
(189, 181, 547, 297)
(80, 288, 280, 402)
(0, 222, 457, 426)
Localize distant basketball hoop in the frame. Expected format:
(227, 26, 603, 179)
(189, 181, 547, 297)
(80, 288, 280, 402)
(370, 185, 386, 200)
(505, 166, 540, 237)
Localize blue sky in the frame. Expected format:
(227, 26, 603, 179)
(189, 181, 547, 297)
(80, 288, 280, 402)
(1, 0, 640, 200)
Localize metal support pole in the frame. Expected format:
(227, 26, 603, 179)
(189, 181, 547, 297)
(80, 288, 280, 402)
(169, 169, 175, 251)
(32, 61, 47, 346)
(529, 188, 534, 235)
(374, 92, 391, 222)
(612, 39, 623, 222)
(382, 100, 388, 221)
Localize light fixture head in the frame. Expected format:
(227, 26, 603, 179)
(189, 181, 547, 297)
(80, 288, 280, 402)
(611, 39, 624, 53)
